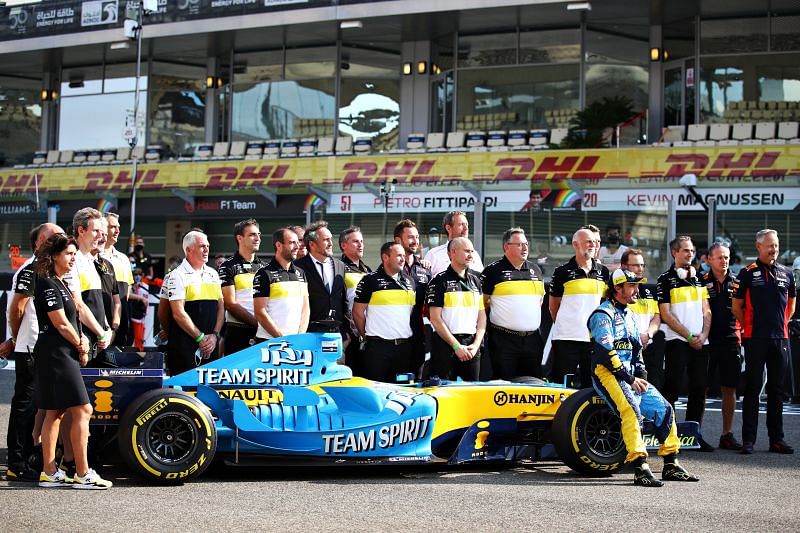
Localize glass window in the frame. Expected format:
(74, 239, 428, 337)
(339, 46, 400, 151)
(456, 64, 579, 130)
(519, 29, 580, 64)
(457, 32, 517, 68)
(285, 46, 337, 80)
(0, 85, 41, 166)
(60, 91, 144, 150)
(148, 75, 205, 158)
(699, 64, 743, 123)
(663, 17, 695, 61)
(758, 64, 800, 103)
(700, 17, 768, 54)
(231, 80, 336, 141)
(586, 64, 649, 143)
(586, 29, 648, 65)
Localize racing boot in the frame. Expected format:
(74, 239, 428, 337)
(632, 457, 663, 488)
(661, 454, 699, 482)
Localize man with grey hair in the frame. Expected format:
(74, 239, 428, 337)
(733, 229, 796, 455)
(339, 226, 371, 373)
(424, 210, 484, 276)
(481, 227, 545, 379)
(548, 227, 610, 387)
(164, 230, 224, 375)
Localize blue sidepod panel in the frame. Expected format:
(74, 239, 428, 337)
(166, 333, 437, 459)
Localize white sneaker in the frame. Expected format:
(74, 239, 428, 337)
(72, 468, 112, 490)
(39, 468, 71, 488)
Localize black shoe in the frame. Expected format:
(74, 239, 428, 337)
(769, 440, 794, 454)
(633, 462, 664, 487)
(5, 465, 40, 482)
(719, 432, 743, 451)
(662, 460, 700, 482)
(740, 441, 754, 455)
(28, 444, 43, 472)
(697, 436, 715, 452)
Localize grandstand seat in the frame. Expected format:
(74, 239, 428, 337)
(100, 149, 116, 163)
(529, 129, 549, 149)
(144, 145, 161, 163)
(317, 137, 335, 156)
(298, 138, 317, 157)
(466, 131, 487, 152)
(228, 141, 246, 159)
(280, 139, 299, 158)
(70, 151, 87, 165)
(706, 123, 730, 144)
(549, 127, 568, 146)
(263, 140, 281, 159)
(404, 133, 427, 153)
(31, 150, 47, 165)
(766, 121, 800, 145)
(353, 137, 372, 155)
(211, 141, 230, 160)
(673, 124, 706, 147)
(446, 131, 467, 152)
(507, 130, 529, 150)
(424, 132, 445, 152)
(131, 146, 146, 161)
(244, 141, 264, 160)
(486, 130, 507, 151)
(193, 144, 213, 160)
(55, 150, 73, 165)
(114, 147, 131, 163)
(754, 122, 776, 141)
(335, 136, 353, 155)
(85, 150, 102, 164)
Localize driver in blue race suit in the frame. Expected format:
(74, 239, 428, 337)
(588, 269, 700, 487)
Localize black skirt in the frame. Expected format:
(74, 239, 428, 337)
(34, 332, 89, 410)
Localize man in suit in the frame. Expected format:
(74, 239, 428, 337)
(295, 221, 350, 346)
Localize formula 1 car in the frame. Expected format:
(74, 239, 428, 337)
(83, 331, 701, 483)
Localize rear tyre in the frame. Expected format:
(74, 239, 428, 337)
(118, 388, 216, 484)
(551, 388, 626, 476)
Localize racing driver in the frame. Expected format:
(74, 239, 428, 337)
(588, 269, 699, 487)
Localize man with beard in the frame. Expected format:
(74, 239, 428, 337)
(295, 221, 349, 343)
(339, 226, 371, 374)
(219, 219, 265, 355)
(253, 228, 309, 342)
(394, 219, 432, 375)
(424, 211, 484, 276)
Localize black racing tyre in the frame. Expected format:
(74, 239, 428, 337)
(118, 388, 216, 484)
(551, 388, 626, 476)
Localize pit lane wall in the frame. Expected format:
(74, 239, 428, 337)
(1, 145, 797, 212)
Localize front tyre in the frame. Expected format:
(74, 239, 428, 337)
(551, 388, 626, 476)
(118, 388, 216, 484)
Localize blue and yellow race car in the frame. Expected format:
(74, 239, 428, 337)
(84, 331, 701, 483)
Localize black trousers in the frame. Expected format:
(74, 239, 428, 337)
(363, 338, 414, 383)
(643, 330, 666, 391)
(223, 323, 257, 356)
(549, 340, 592, 388)
(488, 327, 543, 380)
(742, 338, 789, 445)
(428, 333, 481, 381)
(345, 339, 365, 377)
(6, 351, 36, 469)
(663, 340, 709, 424)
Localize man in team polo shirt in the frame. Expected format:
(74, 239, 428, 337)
(424, 211, 484, 276)
(656, 235, 713, 452)
(340, 226, 371, 374)
(253, 228, 310, 342)
(353, 242, 416, 383)
(103, 213, 133, 347)
(620, 248, 662, 388)
(394, 219, 433, 375)
(425, 237, 486, 381)
(219, 219, 265, 355)
(733, 229, 796, 455)
(68, 207, 112, 354)
(165, 231, 224, 375)
(481, 228, 545, 380)
(548, 227, 610, 387)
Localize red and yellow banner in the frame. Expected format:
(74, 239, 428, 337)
(0, 145, 797, 196)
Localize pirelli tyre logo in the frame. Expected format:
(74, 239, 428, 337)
(493, 391, 556, 406)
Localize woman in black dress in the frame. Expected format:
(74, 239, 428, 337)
(34, 234, 111, 489)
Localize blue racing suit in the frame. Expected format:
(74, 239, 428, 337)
(588, 299, 680, 463)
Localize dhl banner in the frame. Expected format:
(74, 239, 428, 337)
(0, 145, 798, 196)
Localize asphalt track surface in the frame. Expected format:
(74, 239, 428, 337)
(1, 369, 799, 532)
